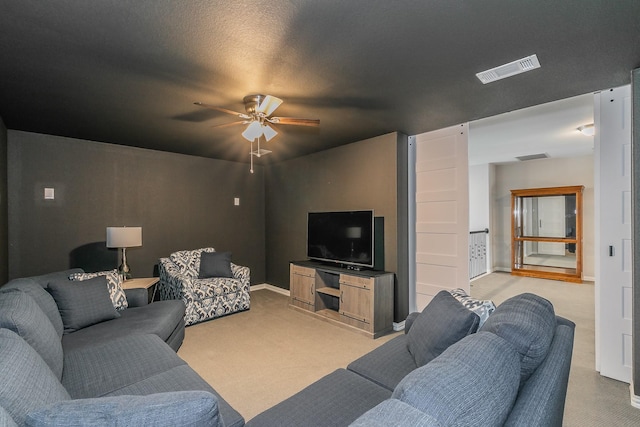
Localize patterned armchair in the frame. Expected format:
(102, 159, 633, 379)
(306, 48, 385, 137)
(158, 247, 250, 326)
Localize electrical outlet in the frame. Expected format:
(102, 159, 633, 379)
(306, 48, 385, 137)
(234, 197, 240, 206)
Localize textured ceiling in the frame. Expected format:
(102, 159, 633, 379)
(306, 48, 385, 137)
(1, 1, 639, 165)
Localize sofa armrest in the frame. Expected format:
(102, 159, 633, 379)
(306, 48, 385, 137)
(404, 312, 420, 334)
(25, 391, 222, 427)
(124, 288, 149, 307)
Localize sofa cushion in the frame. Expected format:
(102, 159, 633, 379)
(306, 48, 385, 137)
(1, 281, 64, 338)
(170, 247, 215, 278)
(347, 335, 417, 390)
(62, 333, 185, 399)
(0, 329, 70, 426)
(480, 293, 556, 382)
(0, 405, 18, 427)
(245, 369, 391, 427)
(69, 269, 128, 310)
(25, 391, 222, 427)
(393, 332, 520, 426)
(406, 291, 480, 367)
(107, 364, 244, 427)
(199, 251, 233, 278)
(448, 288, 496, 328)
(61, 300, 186, 353)
(0, 291, 64, 379)
(349, 399, 440, 427)
(48, 276, 120, 333)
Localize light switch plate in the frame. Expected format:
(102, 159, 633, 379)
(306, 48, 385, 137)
(44, 188, 55, 200)
(234, 197, 240, 206)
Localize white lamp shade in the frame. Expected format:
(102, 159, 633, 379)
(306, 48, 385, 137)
(106, 227, 142, 248)
(262, 123, 277, 142)
(242, 121, 263, 141)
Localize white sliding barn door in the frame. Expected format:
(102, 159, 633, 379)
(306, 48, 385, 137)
(596, 85, 632, 383)
(414, 124, 469, 311)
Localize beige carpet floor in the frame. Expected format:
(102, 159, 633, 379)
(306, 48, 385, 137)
(177, 290, 399, 421)
(178, 275, 640, 425)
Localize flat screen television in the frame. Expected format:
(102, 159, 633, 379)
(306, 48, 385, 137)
(307, 210, 374, 269)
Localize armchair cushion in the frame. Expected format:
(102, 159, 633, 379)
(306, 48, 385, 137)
(199, 251, 233, 278)
(69, 269, 128, 310)
(48, 276, 120, 333)
(25, 391, 222, 427)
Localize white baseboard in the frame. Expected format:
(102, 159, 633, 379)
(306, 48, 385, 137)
(250, 283, 290, 296)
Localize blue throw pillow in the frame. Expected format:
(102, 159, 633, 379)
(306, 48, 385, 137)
(47, 276, 120, 333)
(406, 291, 480, 366)
(199, 251, 233, 278)
(480, 293, 556, 382)
(25, 391, 221, 427)
(393, 332, 520, 426)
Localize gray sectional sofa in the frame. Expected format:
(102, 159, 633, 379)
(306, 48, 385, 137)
(0, 268, 575, 427)
(0, 269, 243, 427)
(247, 291, 575, 427)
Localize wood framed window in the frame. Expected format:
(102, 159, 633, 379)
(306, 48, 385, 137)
(511, 186, 584, 283)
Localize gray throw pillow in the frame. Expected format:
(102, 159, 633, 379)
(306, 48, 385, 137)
(47, 276, 120, 333)
(0, 329, 70, 426)
(406, 291, 480, 367)
(393, 332, 520, 426)
(69, 269, 128, 311)
(25, 391, 221, 427)
(199, 251, 233, 278)
(0, 290, 64, 380)
(480, 292, 556, 382)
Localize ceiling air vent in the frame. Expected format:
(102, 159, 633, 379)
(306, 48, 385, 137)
(476, 54, 541, 84)
(516, 153, 548, 161)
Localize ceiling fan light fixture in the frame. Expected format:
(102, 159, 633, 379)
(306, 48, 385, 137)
(242, 121, 264, 141)
(577, 123, 595, 136)
(262, 123, 277, 141)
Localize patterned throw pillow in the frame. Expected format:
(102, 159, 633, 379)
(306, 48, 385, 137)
(169, 247, 215, 278)
(69, 270, 128, 311)
(448, 288, 495, 328)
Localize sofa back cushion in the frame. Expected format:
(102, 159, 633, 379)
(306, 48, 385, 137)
(406, 291, 480, 367)
(0, 329, 70, 426)
(48, 276, 120, 334)
(1, 281, 64, 338)
(393, 332, 520, 426)
(480, 293, 556, 383)
(170, 247, 215, 278)
(0, 290, 64, 380)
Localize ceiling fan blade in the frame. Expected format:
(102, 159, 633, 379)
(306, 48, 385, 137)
(257, 95, 283, 116)
(271, 117, 320, 127)
(210, 121, 248, 129)
(194, 102, 246, 117)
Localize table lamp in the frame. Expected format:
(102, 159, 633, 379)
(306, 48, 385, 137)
(106, 226, 142, 280)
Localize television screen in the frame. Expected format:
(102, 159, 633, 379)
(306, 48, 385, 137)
(307, 210, 374, 268)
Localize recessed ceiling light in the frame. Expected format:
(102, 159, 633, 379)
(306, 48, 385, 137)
(476, 54, 541, 84)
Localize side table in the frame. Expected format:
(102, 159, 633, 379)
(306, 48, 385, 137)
(121, 277, 159, 303)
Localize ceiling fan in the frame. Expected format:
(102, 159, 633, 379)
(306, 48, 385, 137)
(195, 94, 319, 142)
(195, 94, 319, 173)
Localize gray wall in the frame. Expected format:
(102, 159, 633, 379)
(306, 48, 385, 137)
(7, 131, 266, 282)
(0, 116, 7, 284)
(264, 132, 409, 322)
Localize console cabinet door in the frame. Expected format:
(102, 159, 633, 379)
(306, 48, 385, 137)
(339, 275, 372, 326)
(290, 265, 315, 308)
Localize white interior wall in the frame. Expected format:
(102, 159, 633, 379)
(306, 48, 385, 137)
(468, 163, 492, 273)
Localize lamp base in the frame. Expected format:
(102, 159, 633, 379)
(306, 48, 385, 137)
(119, 247, 133, 281)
